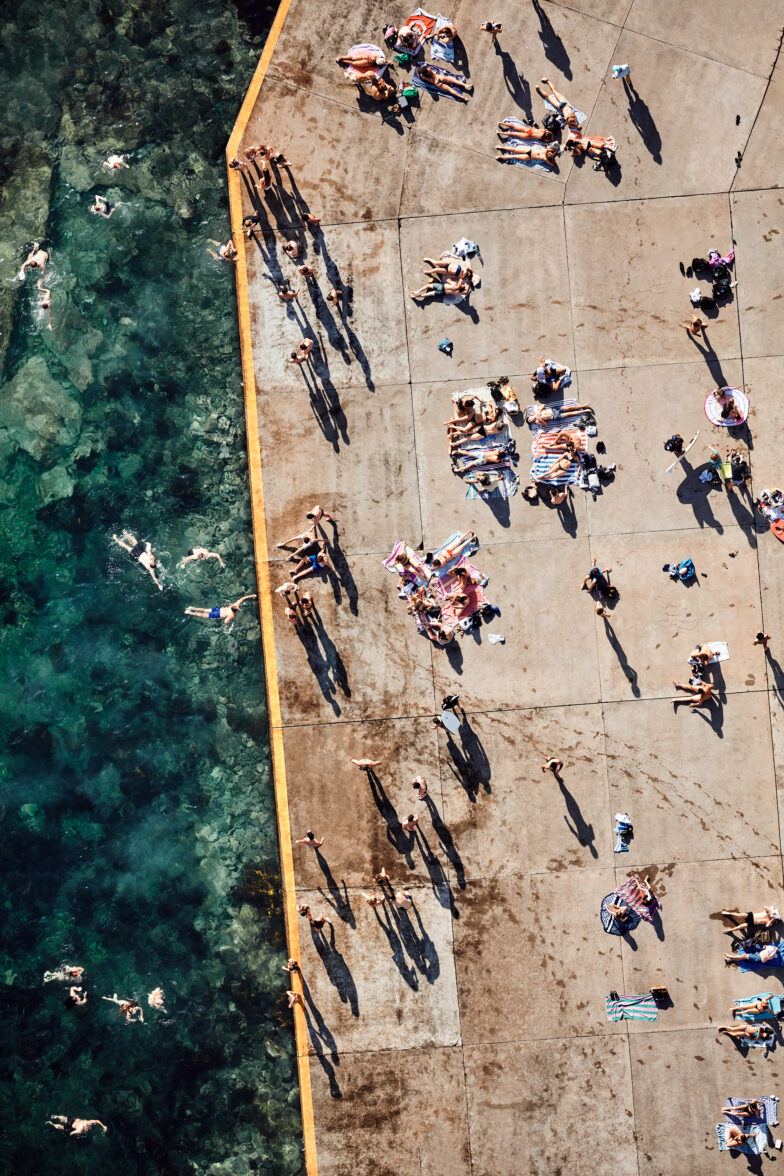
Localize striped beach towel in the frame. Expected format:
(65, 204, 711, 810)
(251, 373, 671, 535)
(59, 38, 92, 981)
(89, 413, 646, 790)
(715, 1123, 766, 1153)
(465, 468, 519, 499)
(605, 993, 657, 1021)
(614, 875, 660, 922)
(530, 427, 586, 487)
(725, 1096, 779, 1125)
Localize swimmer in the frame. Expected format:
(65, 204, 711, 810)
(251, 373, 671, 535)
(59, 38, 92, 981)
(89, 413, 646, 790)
(302, 212, 321, 229)
(362, 892, 386, 907)
(64, 986, 88, 1009)
(207, 239, 238, 262)
(282, 958, 300, 973)
(147, 987, 167, 1012)
(44, 965, 85, 983)
(283, 240, 300, 260)
(184, 594, 257, 624)
(278, 286, 299, 302)
(294, 829, 325, 849)
(350, 757, 382, 770)
(297, 264, 315, 278)
(394, 890, 414, 909)
(228, 156, 249, 171)
(18, 242, 49, 280)
(47, 1116, 107, 1136)
(102, 993, 144, 1022)
(179, 546, 225, 569)
(37, 279, 53, 329)
(89, 194, 114, 218)
(286, 990, 303, 1008)
(112, 530, 163, 590)
(401, 814, 419, 832)
(103, 153, 129, 170)
(326, 288, 343, 306)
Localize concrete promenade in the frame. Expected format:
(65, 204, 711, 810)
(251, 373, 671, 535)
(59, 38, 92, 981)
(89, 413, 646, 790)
(229, 3, 784, 1173)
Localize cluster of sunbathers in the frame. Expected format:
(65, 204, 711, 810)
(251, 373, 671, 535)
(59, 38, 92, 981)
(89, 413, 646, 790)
(715, 1098, 778, 1155)
(495, 79, 616, 172)
(384, 531, 499, 646)
(409, 244, 479, 304)
(337, 21, 619, 179)
(337, 9, 471, 109)
(520, 357, 604, 505)
(445, 379, 520, 498)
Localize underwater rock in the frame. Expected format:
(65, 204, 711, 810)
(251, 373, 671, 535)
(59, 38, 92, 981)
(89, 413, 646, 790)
(37, 464, 75, 505)
(0, 356, 82, 463)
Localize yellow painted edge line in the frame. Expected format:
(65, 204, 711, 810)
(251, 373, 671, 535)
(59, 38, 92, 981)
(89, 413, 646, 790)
(226, 5, 319, 1175)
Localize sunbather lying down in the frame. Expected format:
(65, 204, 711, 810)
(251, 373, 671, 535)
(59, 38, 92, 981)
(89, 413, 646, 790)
(718, 1023, 773, 1042)
(349, 70, 396, 101)
(498, 120, 554, 141)
(525, 401, 592, 426)
(539, 432, 581, 480)
(496, 144, 559, 168)
(409, 275, 470, 302)
(417, 63, 473, 102)
(453, 445, 512, 473)
(722, 907, 781, 936)
(423, 255, 474, 282)
(732, 996, 773, 1018)
(564, 133, 616, 158)
(535, 78, 583, 129)
(337, 48, 388, 69)
(720, 1100, 764, 1119)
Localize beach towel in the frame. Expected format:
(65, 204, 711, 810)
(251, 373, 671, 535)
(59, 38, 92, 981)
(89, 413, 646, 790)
(733, 992, 783, 1020)
(465, 469, 519, 499)
(704, 387, 749, 427)
(530, 427, 587, 487)
(525, 398, 582, 433)
(413, 62, 468, 102)
(601, 893, 641, 936)
(383, 541, 429, 583)
(715, 1123, 766, 1153)
(725, 1096, 778, 1125)
(498, 115, 559, 172)
(736, 944, 784, 972)
(605, 993, 657, 1021)
(404, 7, 435, 41)
(343, 44, 388, 80)
(545, 96, 586, 129)
(702, 641, 729, 664)
(430, 13, 455, 62)
(613, 875, 660, 922)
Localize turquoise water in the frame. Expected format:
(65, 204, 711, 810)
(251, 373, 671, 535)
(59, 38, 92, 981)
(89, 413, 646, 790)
(0, 2, 306, 1173)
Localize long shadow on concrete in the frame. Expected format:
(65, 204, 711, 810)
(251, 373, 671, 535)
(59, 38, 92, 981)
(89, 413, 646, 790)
(296, 608, 351, 716)
(623, 78, 662, 164)
(373, 903, 420, 989)
(444, 720, 492, 802)
(315, 849, 357, 929)
(532, 0, 572, 79)
(555, 775, 598, 858)
(301, 974, 342, 1098)
(494, 42, 533, 119)
(601, 617, 641, 698)
(311, 923, 359, 1017)
(367, 770, 417, 864)
(423, 793, 466, 890)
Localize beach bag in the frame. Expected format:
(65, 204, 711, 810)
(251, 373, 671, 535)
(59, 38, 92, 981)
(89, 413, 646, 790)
(691, 256, 710, 273)
(542, 112, 560, 134)
(676, 557, 695, 581)
(713, 277, 732, 298)
(699, 295, 716, 311)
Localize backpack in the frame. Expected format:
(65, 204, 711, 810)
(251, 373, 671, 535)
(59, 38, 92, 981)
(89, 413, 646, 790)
(699, 295, 716, 311)
(713, 277, 732, 298)
(691, 256, 710, 273)
(677, 557, 695, 581)
(542, 112, 561, 134)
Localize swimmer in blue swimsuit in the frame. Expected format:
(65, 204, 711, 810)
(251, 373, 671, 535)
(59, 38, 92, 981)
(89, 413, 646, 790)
(185, 594, 257, 624)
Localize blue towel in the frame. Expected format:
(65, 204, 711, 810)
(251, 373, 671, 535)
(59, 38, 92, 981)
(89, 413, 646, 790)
(430, 14, 454, 62)
(737, 944, 784, 971)
(545, 96, 587, 128)
(725, 1096, 778, 1125)
(413, 63, 468, 102)
(734, 991, 784, 1020)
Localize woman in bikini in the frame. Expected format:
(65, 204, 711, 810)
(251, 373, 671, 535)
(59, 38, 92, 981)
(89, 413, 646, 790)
(539, 433, 580, 481)
(526, 402, 593, 426)
(535, 78, 582, 129)
(422, 256, 473, 282)
(429, 531, 477, 570)
(712, 387, 744, 422)
(497, 120, 554, 142)
(417, 63, 472, 102)
(720, 1100, 763, 1119)
(718, 1023, 774, 1041)
(496, 143, 560, 168)
(732, 996, 772, 1018)
(449, 417, 508, 451)
(563, 132, 617, 159)
(184, 594, 257, 623)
